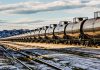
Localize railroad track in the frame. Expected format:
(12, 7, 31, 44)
(0, 47, 20, 70)
(18, 50, 63, 70)
(1, 42, 100, 70)
(0, 45, 63, 70)
(0, 45, 33, 70)
(4, 42, 100, 59)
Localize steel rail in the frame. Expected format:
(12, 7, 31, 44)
(0, 45, 33, 70)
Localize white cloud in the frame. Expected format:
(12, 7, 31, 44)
(0, 0, 99, 15)
(10, 1, 83, 14)
(0, 22, 57, 30)
(0, 0, 99, 14)
(0, 18, 59, 30)
(0, 0, 100, 30)
(0, 0, 86, 14)
(12, 18, 44, 24)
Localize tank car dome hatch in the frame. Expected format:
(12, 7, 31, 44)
(53, 24, 57, 27)
(40, 28, 42, 30)
(64, 21, 71, 24)
(45, 26, 49, 29)
(49, 24, 57, 29)
(59, 21, 71, 25)
(35, 29, 38, 31)
(94, 11, 100, 18)
(58, 21, 69, 30)
(59, 21, 67, 27)
(73, 17, 88, 23)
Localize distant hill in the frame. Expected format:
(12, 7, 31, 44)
(0, 29, 31, 38)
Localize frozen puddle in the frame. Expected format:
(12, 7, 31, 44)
(43, 54, 100, 70)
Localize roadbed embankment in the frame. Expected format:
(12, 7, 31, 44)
(0, 41, 100, 58)
(0, 41, 83, 49)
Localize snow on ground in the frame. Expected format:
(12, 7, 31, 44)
(0, 41, 100, 70)
(44, 54, 100, 70)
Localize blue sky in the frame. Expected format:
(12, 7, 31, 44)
(0, 0, 100, 30)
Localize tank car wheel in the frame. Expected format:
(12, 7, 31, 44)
(64, 41, 68, 44)
(53, 40, 55, 44)
(68, 40, 71, 45)
(66, 41, 68, 44)
(85, 41, 88, 46)
(81, 40, 85, 46)
(54, 40, 56, 44)
(70, 40, 73, 45)
(55, 40, 58, 44)
(56, 41, 59, 44)
(85, 40, 92, 47)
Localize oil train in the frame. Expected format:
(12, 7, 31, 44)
(1, 11, 100, 47)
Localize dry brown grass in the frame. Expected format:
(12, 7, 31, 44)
(0, 41, 99, 50)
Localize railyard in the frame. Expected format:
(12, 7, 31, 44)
(0, 0, 100, 70)
(0, 11, 100, 70)
(0, 41, 100, 70)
